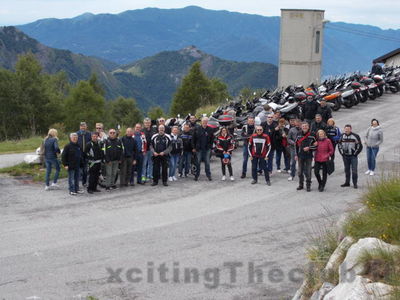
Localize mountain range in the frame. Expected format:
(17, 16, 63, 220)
(0, 26, 277, 111)
(17, 6, 400, 75)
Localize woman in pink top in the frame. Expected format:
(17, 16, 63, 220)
(314, 129, 334, 192)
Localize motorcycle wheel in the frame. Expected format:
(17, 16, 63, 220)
(332, 98, 341, 111)
(378, 86, 384, 97)
(343, 98, 353, 108)
(360, 91, 368, 103)
(390, 84, 399, 93)
(369, 88, 377, 100)
(354, 93, 361, 105)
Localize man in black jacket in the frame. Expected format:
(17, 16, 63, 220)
(85, 132, 104, 193)
(76, 122, 92, 187)
(303, 96, 319, 124)
(178, 123, 193, 177)
(103, 129, 123, 190)
(241, 116, 255, 178)
(120, 128, 137, 187)
(371, 62, 383, 75)
(192, 117, 214, 181)
(295, 122, 317, 192)
(338, 124, 363, 189)
(62, 133, 82, 196)
(261, 115, 277, 174)
(151, 125, 172, 186)
(310, 114, 327, 135)
(142, 118, 157, 182)
(316, 100, 332, 123)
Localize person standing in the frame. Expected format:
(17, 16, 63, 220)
(169, 126, 183, 181)
(316, 100, 332, 124)
(178, 123, 193, 177)
(274, 118, 290, 173)
(95, 123, 108, 143)
(314, 130, 334, 192)
(248, 126, 271, 186)
(62, 133, 82, 196)
(371, 61, 383, 75)
(338, 124, 363, 189)
(142, 118, 156, 182)
(303, 95, 319, 124)
(295, 122, 317, 192)
(240, 116, 255, 178)
(287, 118, 301, 181)
(76, 122, 92, 187)
(325, 118, 341, 162)
(132, 123, 147, 185)
(215, 127, 235, 181)
(85, 132, 104, 193)
(120, 128, 137, 187)
(157, 118, 171, 134)
(310, 114, 327, 135)
(192, 117, 214, 181)
(151, 125, 172, 186)
(43, 128, 61, 191)
(103, 129, 123, 191)
(364, 119, 383, 176)
(261, 115, 277, 174)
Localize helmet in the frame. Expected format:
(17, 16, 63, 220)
(222, 154, 231, 165)
(294, 92, 307, 101)
(288, 96, 295, 103)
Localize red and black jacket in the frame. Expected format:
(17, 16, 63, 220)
(248, 133, 271, 158)
(215, 134, 235, 154)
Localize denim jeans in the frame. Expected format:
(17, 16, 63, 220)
(251, 157, 270, 182)
(242, 144, 249, 174)
(366, 147, 379, 171)
(267, 149, 275, 172)
(80, 158, 88, 185)
(179, 151, 192, 175)
(169, 154, 181, 177)
(45, 158, 60, 186)
(142, 150, 153, 179)
(68, 168, 80, 193)
(133, 153, 144, 184)
(289, 147, 297, 178)
(195, 149, 211, 178)
(275, 148, 290, 171)
(342, 155, 358, 185)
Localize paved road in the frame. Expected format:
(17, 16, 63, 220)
(0, 152, 35, 168)
(1, 94, 399, 300)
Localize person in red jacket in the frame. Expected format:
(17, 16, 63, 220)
(215, 127, 235, 181)
(248, 126, 271, 186)
(314, 129, 334, 192)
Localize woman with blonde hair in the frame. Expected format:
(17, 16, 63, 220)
(314, 129, 334, 192)
(43, 128, 61, 190)
(325, 118, 341, 161)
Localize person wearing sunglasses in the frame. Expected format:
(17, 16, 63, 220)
(248, 126, 271, 186)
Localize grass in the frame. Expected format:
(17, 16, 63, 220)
(0, 136, 68, 154)
(195, 104, 220, 117)
(0, 162, 68, 182)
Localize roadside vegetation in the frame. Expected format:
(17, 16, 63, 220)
(0, 162, 67, 182)
(0, 136, 69, 154)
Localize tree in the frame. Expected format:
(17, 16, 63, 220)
(89, 73, 105, 96)
(107, 97, 143, 128)
(170, 62, 229, 116)
(0, 68, 20, 140)
(64, 80, 106, 131)
(148, 106, 164, 120)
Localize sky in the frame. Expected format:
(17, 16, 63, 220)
(0, 0, 399, 29)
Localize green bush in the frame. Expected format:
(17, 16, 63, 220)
(0, 162, 68, 182)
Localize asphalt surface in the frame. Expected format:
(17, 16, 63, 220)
(0, 152, 35, 169)
(1, 93, 400, 300)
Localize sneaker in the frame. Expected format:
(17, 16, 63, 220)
(87, 190, 94, 194)
(306, 186, 311, 192)
(369, 171, 375, 176)
(163, 182, 168, 186)
(194, 176, 199, 181)
(51, 183, 60, 189)
(172, 176, 177, 181)
(168, 177, 173, 182)
(111, 185, 117, 190)
(277, 169, 282, 173)
(83, 183, 88, 188)
(251, 180, 257, 184)
(354, 184, 358, 189)
(207, 176, 212, 181)
(45, 186, 50, 191)
(221, 175, 226, 181)
(151, 182, 158, 186)
(179, 173, 183, 178)
(365, 170, 371, 175)
(76, 190, 84, 194)
(288, 176, 293, 181)
(105, 187, 111, 191)
(230, 176, 235, 181)
(141, 176, 147, 182)
(240, 173, 246, 179)
(341, 183, 350, 187)
(297, 186, 303, 190)
(69, 191, 77, 196)
(266, 181, 271, 186)
(94, 189, 101, 192)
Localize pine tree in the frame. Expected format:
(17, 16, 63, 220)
(107, 97, 143, 128)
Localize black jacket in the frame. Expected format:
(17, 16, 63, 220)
(310, 120, 327, 135)
(180, 131, 193, 152)
(151, 133, 172, 155)
(338, 133, 363, 156)
(143, 126, 157, 148)
(192, 126, 214, 151)
(261, 121, 278, 149)
(62, 142, 81, 169)
(85, 141, 104, 163)
(121, 135, 137, 158)
(241, 124, 255, 145)
(273, 127, 289, 151)
(103, 138, 124, 163)
(170, 134, 183, 155)
(76, 130, 92, 153)
(317, 106, 332, 123)
(304, 100, 319, 120)
(371, 64, 383, 75)
(295, 130, 317, 159)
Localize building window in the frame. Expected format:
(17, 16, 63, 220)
(315, 31, 320, 54)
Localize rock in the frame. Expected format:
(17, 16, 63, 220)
(324, 236, 354, 273)
(291, 281, 307, 300)
(339, 238, 400, 283)
(324, 275, 393, 300)
(310, 282, 335, 300)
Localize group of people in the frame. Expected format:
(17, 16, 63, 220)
(42, 112, 383, 195)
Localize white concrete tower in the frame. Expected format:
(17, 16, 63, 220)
(278, 9, 325, 88)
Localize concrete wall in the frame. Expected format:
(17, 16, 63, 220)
(278, 9, 324, 88)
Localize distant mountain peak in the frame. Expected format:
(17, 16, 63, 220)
(178, 45, 206, 58)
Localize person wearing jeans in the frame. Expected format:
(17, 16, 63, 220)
(338, 124, 363, 189)
(274, 118, 290, 172)
(142, 118, 156, 182)
(240, 116, 255, 178)
(132, 123, 147, 185)
(103, 129, 123, 190)
(287, 119, 301, 181)
(178, 123, 193, 177)
(364, 119, 383, 176)
(192, 117, 214, 181)
(248, 126, 271, 185)
(295, 122, 317, 192)
(314, 130, 334, 192)
(43, 128, 61, 190)
(76, 122, 91, 187)
(169, 126, 183, 181)
(62, 133, 82, 195)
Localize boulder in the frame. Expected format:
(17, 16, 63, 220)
(324, 236, 354, 273)
(339, 238, 400, 283)
(310, 282, 335, 300)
